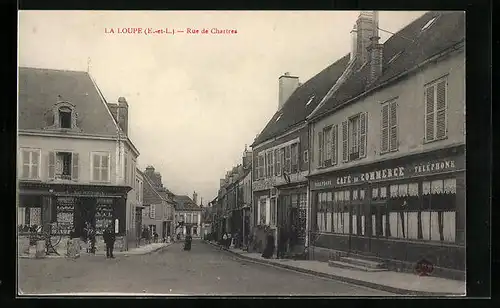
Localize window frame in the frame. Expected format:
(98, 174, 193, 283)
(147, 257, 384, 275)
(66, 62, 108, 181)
(323, 125, 333, 166)
(424, 76, 448, 143)
(380, 98, 399, 154)
(19, 148, 42, 180)
(90, 151, 111, 183)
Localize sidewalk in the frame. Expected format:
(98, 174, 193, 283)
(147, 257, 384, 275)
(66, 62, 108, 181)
(19, 242, 173, 259)
(204, 240, 465, 296)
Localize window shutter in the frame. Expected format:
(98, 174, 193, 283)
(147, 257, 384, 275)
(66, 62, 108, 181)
(21, 150, 30, 178)
(150, 204, 156, 219)
(48, 151, 56, 179)
(341, 120, 348, 162)
(102, 155, 109, 182)
(425, 86, 435, 141)
(31, 150, 40, 179)
(71, 153, 79, 181)
(332, 125, 338, 164)
(359, 112, 368, 157)
(436, 80, 447, 139)
(318, 131, 323, 167)
(389, 102, 398, 151)
(381, 104, 389, 153)
(274, 149, 278, 176)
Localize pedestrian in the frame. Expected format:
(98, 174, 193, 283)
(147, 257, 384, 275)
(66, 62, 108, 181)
(153, 231, 159, 243)
(261, 229, 275, 259)
(226, 232, 232, 249)
(103, 224, 115, 259)
(222, 232, 228, 249)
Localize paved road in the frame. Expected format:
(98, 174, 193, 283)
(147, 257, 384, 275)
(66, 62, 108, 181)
(18, 240, 393, 296)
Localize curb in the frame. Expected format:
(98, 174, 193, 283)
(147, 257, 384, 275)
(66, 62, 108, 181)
(203, 240, 462, 296)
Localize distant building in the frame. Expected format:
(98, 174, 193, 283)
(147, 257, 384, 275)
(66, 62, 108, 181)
(174, 193, 202, 237)
(142, 166, 175, 240)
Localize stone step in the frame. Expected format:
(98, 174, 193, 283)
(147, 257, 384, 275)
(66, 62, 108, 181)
(340, 256, 386, 269)
(328, 260, 388, 272)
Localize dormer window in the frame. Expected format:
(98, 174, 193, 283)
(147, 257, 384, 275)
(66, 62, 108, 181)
(59, 106, 72, 128)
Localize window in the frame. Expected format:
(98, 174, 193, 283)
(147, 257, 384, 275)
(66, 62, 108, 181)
(270, 198, 277, 226)
(342, 113, 367, 162)
(163, 204, 168, 219)
(259, 198, 266, 225)
(258, 154, 265, 179)
(284, 146, 291, 173)
(180, 214, 185, 222)
(291, 143, 299, 173)
(318, 131, 324, 166)
(59, 106, 72, 128)
(323, 126, 333, 166)
(20, 148, 41, 180)
(149, 204, 156, 219)
(193, 214, 198, 225)
(143, 206, 150, 218)
(274, 149, 280, 176)
(267, 151, 274, 177)
(381, 99, 398, 153)
(425, 77, 447, 142)
(91, 152, 110, 182)
(48, 151, 79, 181)
(303, 150, 309, 163)
(279, 148, 285, 174)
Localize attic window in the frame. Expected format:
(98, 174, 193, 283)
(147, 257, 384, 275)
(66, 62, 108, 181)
(275, 113, 282, 122)
(59, 106, 72, 128)
(305, 96, 315, 106)
(421, 17, 437, 32)
(387, 51, 403, 65)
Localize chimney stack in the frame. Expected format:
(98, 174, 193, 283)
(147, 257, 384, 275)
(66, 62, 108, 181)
(355, 11, 378, 66)
(108, 97, 129, 135)
(350, 24, 358, 61)
(193, 191, 198, 205)
(367, 11, 383, 83)
(278, 72, 299, 110)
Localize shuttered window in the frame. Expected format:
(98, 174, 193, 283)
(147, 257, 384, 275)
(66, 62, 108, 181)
(71, 153, 79, 181)
(318, 131, 324, 167)
(323, 126, 332, 166)
(341, 120, 348, 162)
(359, 112, 368, 157)
(284, 146, 291, 173)
(381, 100, 397, 153)
(20, 148, 41, 179)
(425, 77, 447, 142)
(291, 143, 299, 173)
(274, 149, 279, 176)
(91, 152, 110, 182)
(332, 124, 338, 165)
(269, 150, 274, 176)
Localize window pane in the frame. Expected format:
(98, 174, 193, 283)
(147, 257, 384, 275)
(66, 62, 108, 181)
(93, 154, 101, 169)
(93, 167, 99, 181)
(102, 155, 109, 168)
(22, 150, 30, 164)
(101, 167, 109, 182)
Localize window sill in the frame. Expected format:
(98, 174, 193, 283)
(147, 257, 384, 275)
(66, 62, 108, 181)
(379, 148, 399, 156)
(423, 136, 448, 145)
(19, 178, 41, 181)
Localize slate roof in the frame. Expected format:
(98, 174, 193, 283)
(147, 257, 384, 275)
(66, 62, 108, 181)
(18, 67, 119, 135)
(310, 11, 465, 119)
(174, 195, 202, 211)
(251, 54, 351, 146)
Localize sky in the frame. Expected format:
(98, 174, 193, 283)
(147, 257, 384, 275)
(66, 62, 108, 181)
(18, 10, 426, 203)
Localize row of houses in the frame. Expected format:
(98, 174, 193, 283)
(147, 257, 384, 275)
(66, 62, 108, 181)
(17, 66, 203, 252)
(212, 11, 465, 280)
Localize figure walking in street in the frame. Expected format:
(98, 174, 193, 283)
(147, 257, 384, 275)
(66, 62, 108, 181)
(262, 229, 275, 259)
(221, 232, 228, 250)
(103, 224, 115, 259)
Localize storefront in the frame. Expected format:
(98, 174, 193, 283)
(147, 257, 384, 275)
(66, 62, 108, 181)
(276, 184, 308, 253)
(18, 182, 131, 250)
(308, 145, 465, 279)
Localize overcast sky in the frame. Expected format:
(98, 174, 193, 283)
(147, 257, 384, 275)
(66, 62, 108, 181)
(19, 10, 426, 203)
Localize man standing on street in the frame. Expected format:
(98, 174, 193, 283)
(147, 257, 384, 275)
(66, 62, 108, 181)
(103, 224, 115, 259)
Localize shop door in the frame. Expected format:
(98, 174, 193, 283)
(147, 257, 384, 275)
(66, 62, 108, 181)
(369, 201, 386, 256)
(76, 197, 96, 238)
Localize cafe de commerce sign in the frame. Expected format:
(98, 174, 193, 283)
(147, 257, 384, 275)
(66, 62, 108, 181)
(312, 158, 460, 190)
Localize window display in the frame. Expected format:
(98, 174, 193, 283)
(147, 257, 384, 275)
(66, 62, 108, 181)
(56, 197, 75, 235)
(95, 198, 113, 235)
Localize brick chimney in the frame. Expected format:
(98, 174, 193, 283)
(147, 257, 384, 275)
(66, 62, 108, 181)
(367, 12, 383, 84)
(144, 166, 163, 188)
(278, 72, 299, 110)
(107, 97, 129, 135)
(350, 24, 358, 61)
(242, 144, 252, 169)
(355, 11, 378, 66)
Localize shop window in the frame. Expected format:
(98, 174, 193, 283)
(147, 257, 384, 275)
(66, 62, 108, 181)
(351, 189, 365, 236)
(332, 190, 350, 234)
(422, 178, 456, 242)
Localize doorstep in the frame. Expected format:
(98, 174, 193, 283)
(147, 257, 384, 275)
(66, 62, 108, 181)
(203, 240, 465, 296)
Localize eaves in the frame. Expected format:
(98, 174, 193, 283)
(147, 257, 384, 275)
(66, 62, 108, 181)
(251, 121, 306, 151)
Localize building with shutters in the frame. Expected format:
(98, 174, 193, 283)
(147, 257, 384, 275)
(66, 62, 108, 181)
(17, 67, 140, 251)
(306, 11, 465, 279)
(250, 48, 351, 255)
(141, 166, 176, 241)
(173, 194, 202, 238)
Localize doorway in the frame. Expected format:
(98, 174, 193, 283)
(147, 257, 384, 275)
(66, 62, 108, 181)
(75, 198, 96, 238)
(162, 221, 167, 239)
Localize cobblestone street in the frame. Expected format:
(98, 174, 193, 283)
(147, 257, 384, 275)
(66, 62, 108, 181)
(18, 240, 393, 296)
